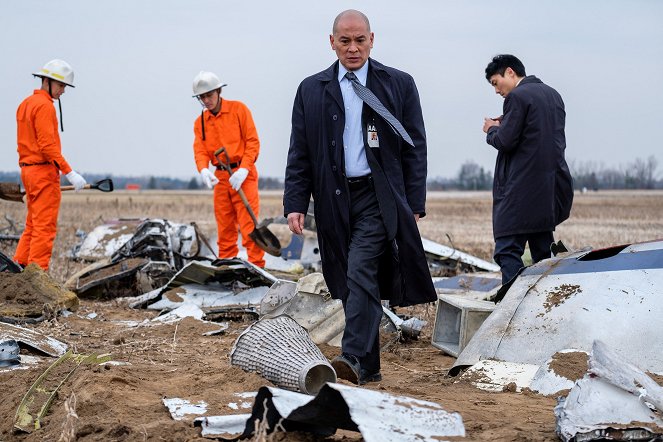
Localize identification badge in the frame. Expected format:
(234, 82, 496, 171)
(367, 123, 379, 148)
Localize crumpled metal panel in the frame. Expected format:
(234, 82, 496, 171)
(195, 414, 250, 438)
(555, 341, 663, 441)
(422, 238, 500, 273)
(69, 218, 216, 264)
(433, 272, 501, 294)
(259, 274, 403, 348)
(72, 219, 141, 261)
(195, 383, 465, 441)
(0, 322, 67, 357)
(0, 339, 20, 366)
(261, 276, 345, 346)
(147, 285, 269, 312)
(132, 258, 277, 310)
(451, 240, 663, 375)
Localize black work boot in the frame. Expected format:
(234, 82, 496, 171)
(331, 353, 360, 384)
(359, 368, 382, 385)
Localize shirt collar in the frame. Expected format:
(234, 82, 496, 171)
(203, 98, 228, 120)
(338, 60, 369, 85)
(34, 89, 53, 101)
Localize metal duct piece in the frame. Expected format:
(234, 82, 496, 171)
(230, 315, 336, 395)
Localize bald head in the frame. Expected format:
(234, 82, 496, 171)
(332, 9, 371, 35)
(329, 9, 374, 70)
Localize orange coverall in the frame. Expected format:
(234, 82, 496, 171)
(14, 90, 73, 271)
(193, 99, 265, 267)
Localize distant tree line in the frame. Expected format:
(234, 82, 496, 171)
(428, 161, 493, 190)
(0, 172, 287, 191)
(1, 156, 660, 190)
(427, 156, 662, 191)
(569, 155, 660, 190)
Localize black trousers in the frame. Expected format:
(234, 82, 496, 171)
(342, 179, 387, 373)
(494, 231, 554, 284)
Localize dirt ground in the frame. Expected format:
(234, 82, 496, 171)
(1, 189, 663, 441)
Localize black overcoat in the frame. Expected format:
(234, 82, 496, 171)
(486, 76, 574, 239)
(284, 59, 436, 307)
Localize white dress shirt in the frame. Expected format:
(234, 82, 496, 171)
(338, 61, 371, 178)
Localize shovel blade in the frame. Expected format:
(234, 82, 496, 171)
(0, 182, 25, 203)
(249, 227, 282, 257)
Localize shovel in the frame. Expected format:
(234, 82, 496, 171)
(213, 147, 282, 257)
(0, 178, 114, 203)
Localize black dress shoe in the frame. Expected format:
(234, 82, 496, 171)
(359, 369, 382, 385)
(331, 353, 360, 384)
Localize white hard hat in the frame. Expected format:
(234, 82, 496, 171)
(33, 59, 75, 87)
(192, 71, 226, 97)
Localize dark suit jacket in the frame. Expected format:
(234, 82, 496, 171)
(486, 75, 574, 239)
(284, 58, 436, 307)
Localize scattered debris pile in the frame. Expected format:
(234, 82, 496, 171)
(0, 264, 78, 323)
(66, 218, 215, 298)
(63, 214, 499, 302)
(132, 258, 277, 322)
(260, 273, 423, 348)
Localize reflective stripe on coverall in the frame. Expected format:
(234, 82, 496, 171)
(14, 90, 72, 270)
(193, 99, 264, 267)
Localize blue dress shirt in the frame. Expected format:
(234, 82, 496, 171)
(338, 61, 371, 178)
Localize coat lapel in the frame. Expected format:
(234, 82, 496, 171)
(317, 61, 344, 112)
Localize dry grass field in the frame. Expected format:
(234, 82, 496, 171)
(1, 189, 663, 441)
(3, 189, 662, 283)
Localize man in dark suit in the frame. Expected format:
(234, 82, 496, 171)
(483, 54, 574, 284)
(284, 9, 436, 385)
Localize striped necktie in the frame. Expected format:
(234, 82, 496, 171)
(345, 71, 414, 147)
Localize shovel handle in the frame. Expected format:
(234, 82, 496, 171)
(61, 184, 92, 192)
(237, 188, 260, 227)
(213, 147, 259, 227)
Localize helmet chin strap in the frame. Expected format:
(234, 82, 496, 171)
(197, 98, 206, 141)
(47, 78, 64, 132)
(58, 97, 64, 132)
(196, 91, 222, 141)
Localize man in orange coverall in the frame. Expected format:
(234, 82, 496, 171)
(14, 59, 87, 271)
(191, 71, 265, 267)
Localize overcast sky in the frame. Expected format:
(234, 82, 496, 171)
(1, 0, 662, 180)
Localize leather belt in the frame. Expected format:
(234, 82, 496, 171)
(346, 174, 372, 191)
(216, 162, 240, 171)
(19, 161, 52, 167)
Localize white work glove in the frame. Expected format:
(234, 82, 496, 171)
(65, 170, 87, 191)
(200, 168, 219, 189)
(229, 168, 248, 191)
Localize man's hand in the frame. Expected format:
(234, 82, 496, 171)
(483, 117, 501, 133)
(287, 212, 305, 234)
(414, 214, 420, 223)
(200, 168, 219, 189)
(229, 168, 249, 191)
(65, 170, 87, 191)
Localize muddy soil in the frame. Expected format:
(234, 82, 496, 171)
(0, 300, 564, 442)
(0, 264, 78, 319)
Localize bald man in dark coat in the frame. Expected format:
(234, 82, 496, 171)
(284, 10, 436, 384)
